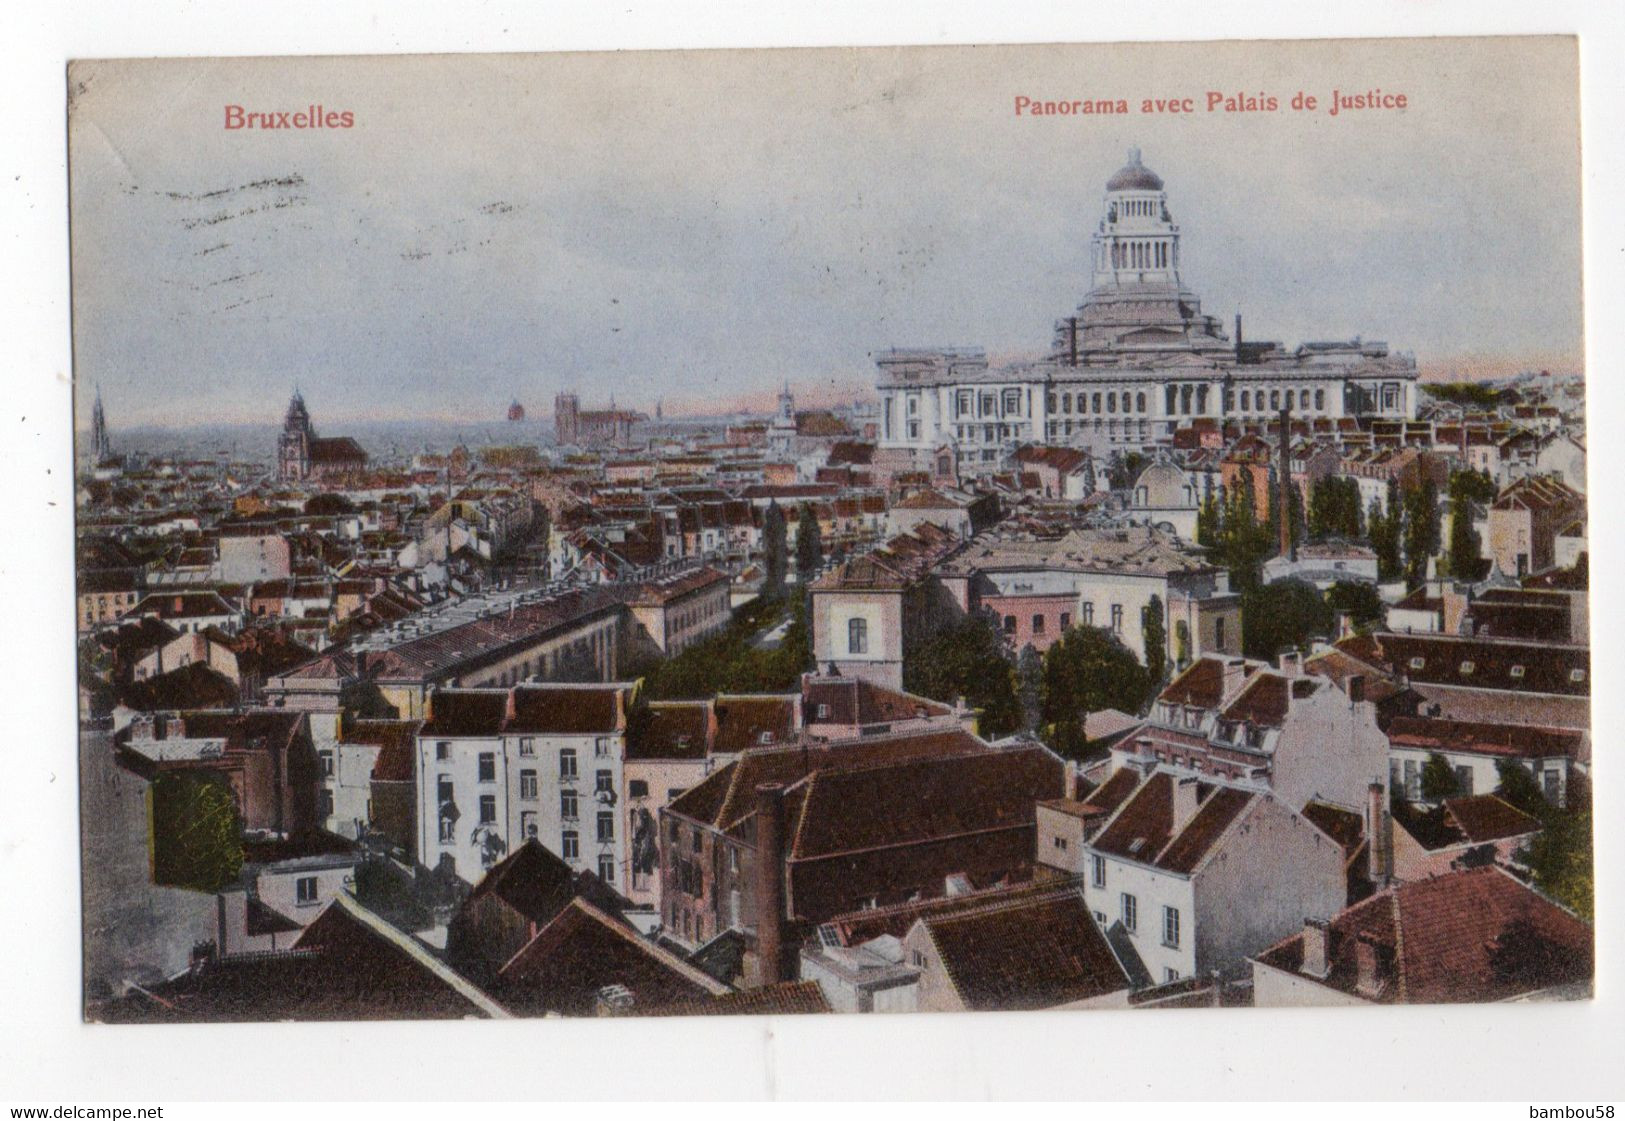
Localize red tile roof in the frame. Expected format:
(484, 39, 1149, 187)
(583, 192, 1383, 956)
(645, 980, 832, 1017)
(1254, 867, 1592, 1003)
(1442, 795, 1543, 845)
(1383, 715, 1582, 761)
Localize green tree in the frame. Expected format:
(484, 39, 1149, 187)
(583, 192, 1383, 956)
(150, 772, 244, 892)
(1240, 578, 1334, 660)
(1326, 580, 1384, 633)
(1369, 491, 1403, 581)
(1419, 752, 1461, 802)
(904, 615, 1021, 738)
(1196, 486, 1223, 551)
(1015, 644, 1044, 734)
(1445, 470, 1493, 581)
(1141, 594, 1167, 685)
(1495, 759, 1549, 817)
(1402, 477, 1441, 588)
(761, 501, 788, 600)
(1039, 626, 1153, 753)
(1219, 478, 1273, 592)
(794, 502, 824, 584)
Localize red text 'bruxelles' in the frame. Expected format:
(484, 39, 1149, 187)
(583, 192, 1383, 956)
(225, 105, 355, 130)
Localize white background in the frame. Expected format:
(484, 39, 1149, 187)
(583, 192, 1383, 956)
(1, 0, 1622, 1102)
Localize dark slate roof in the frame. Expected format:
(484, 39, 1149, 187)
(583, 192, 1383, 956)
(922, 887, 1131, 1011)
(667, 728, 994, 834)
(420, 689, 509, 737)
(90, 897, 503, 1022)
(1336, 633, 1589, 697)
(1092, 772, 1258, 874)
(494, 898, 724, 1016)
(507, 685, 624, 735)
(1383, 715, 1582, 761)
(712, 695, 798, 755)
(787, 746, 1064, 861)
(116, 664, 241, 712)
(344, 719, 423, 782)
(626, 701, 712, 761)
(1159, 657, 1255, 710)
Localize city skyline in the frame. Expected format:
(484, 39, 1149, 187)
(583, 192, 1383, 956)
(69, 39, 1581, 431)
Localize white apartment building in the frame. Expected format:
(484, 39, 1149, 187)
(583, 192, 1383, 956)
(1076, 768, 1347, 983)
(414, 683, 635, 889)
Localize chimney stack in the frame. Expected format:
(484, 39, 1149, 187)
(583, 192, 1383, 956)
(1171, 775, 1201, 834)
(1353, 931, 1387, 999)
(1345, 673, 1366, 705)
(1221, 657, 1247, 703)
(1066, 760, 1084, 802)
(753, 782, 787, 986)
(1301, 918, 1331, 979)
(1278, 650, 1302, 678)
(1366, 780, 1387, 885)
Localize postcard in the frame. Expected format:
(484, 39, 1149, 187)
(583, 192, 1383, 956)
(69, 35, 1590, 1024)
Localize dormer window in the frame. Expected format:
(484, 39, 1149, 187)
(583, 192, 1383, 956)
(758, 731, 775, 745)
(1408, 657, 1426, 670)
(1570, 668, 1586, 684)
(1510, 665, 1526, 679)
(1460, 661, 1475, 675)
(816, 704, 830, 720)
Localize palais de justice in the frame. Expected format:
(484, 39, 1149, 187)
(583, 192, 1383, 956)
(876, 149, 1421, 468)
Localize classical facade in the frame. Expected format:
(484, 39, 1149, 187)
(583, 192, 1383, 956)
(876, 149, 1420, 469)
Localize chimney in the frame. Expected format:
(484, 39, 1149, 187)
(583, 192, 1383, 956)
(504, 686, 519, 724)
(1171, 775, 1200, 835)
(753, 782, 787, 986)
(1345, 673, 1366, 705)
(1353, 931, 1388, 999)
(1366, 781, 1387, 884)
(1442, 584, 1471, 637)
(1221, 658, 1247, 703)
(1066, 760, 1084, 802)
(1278, 650, 1302, 678)
(1300, 918, 1331, 979)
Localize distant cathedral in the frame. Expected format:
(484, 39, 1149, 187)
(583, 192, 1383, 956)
(278, 390, 368, 482)
(553, 391, 646, 449)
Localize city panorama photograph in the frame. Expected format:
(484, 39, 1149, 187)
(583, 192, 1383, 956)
(68, 35, 1592, 1023)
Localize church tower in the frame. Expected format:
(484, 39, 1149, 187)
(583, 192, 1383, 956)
(554, 392, 580, 446)
(90, 384, 111, 463)
(278, 389, 313, 482)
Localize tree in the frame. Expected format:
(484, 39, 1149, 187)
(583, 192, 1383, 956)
(1218, 477, 1273, 592)
(1419, 752, 1461, 802)
(150, 772, 244, 892)
(1196, 486, 1223, 551)
(761, 501, 788, 600)
(1309, 477, 1364, 540)
(1402, 477, 1441, 588)
(1369, 492, 1403, 581)
(1039, 626, 1153, 752)
(1015, 644, 1044, 734)
(1141, 595, 1167, 685)
(1326, 580, 1384, 632)
(1495, 759, 1549, 817)
(904, 616, 1021, 738)
(1240, 579, 1334, 660)
(1445, 470, 1493, 581)
(304, 493, 355, 516)
(794, 502, 823, 584)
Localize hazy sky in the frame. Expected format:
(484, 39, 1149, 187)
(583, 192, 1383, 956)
(68, 36, 1582, 429)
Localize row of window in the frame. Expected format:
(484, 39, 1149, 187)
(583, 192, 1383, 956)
(1048, 390, 1150, 417)
(954, 388, 1026, 420)
(1091, 857, 1182, 948)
